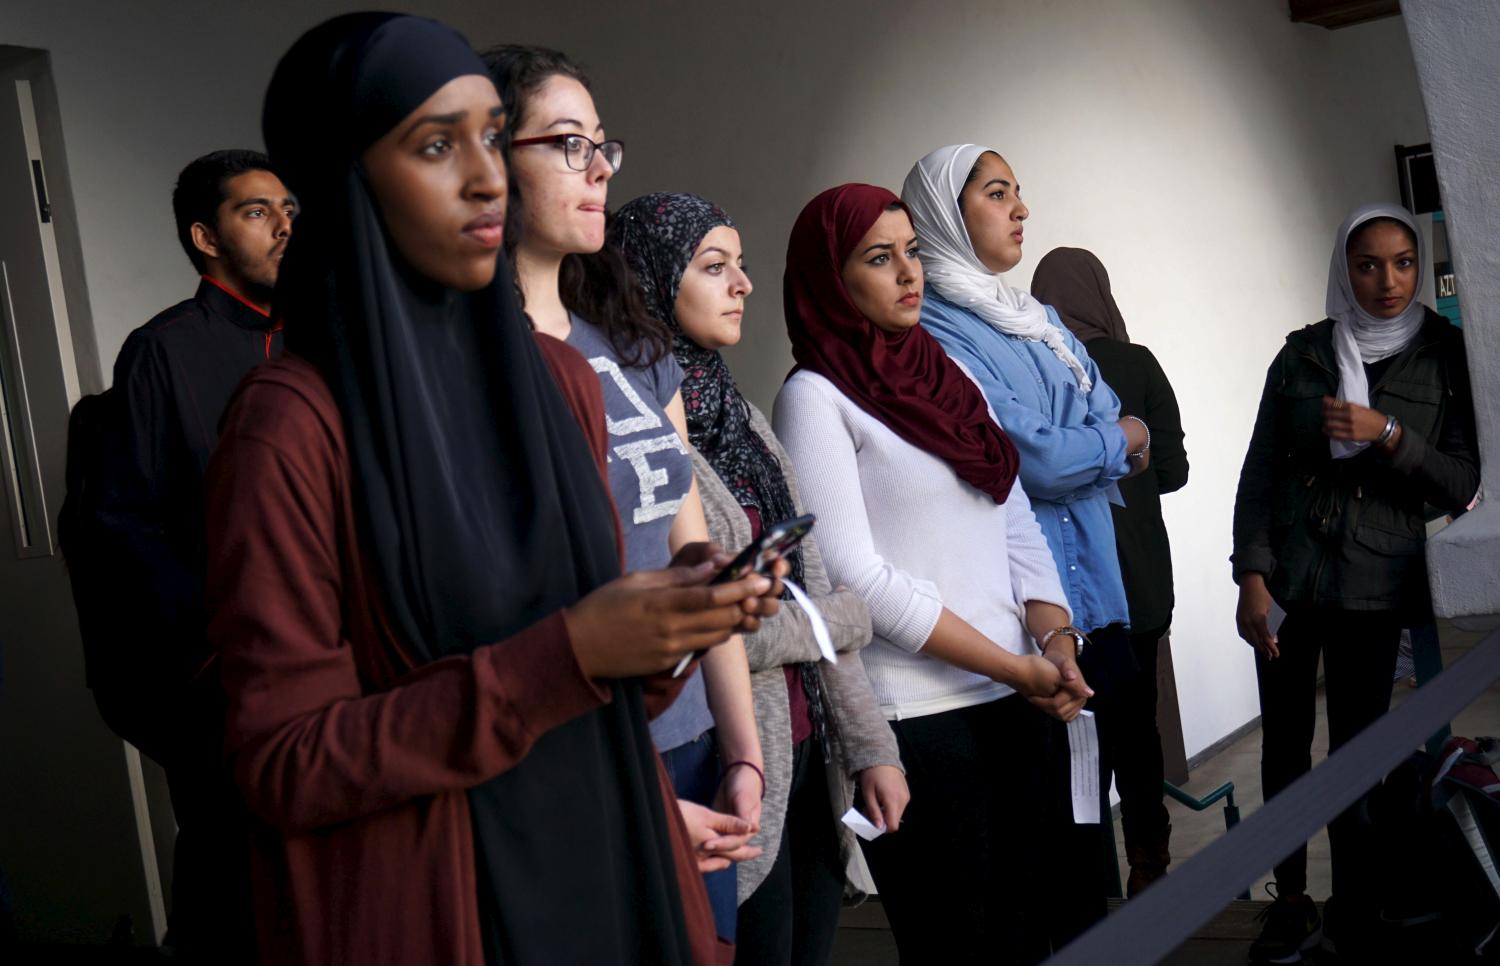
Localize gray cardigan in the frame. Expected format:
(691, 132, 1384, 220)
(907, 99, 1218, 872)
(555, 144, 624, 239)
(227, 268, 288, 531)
(690, 401, 902, 904)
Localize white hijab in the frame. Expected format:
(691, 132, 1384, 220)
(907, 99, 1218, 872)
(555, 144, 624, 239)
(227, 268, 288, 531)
(901, 143, 1092, 392)
(1327, 202, 1428, 458)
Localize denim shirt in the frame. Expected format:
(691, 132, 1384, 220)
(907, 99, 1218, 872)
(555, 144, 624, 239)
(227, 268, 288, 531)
(922, 294, 1131, 633)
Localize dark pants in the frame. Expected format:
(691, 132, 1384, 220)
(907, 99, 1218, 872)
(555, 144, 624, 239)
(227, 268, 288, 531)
(166, 810, 254, 963)
(1056, 623, 1132, 936)
(1256, 607, 1401, 906)
(1112, 624, 1172, 853)
(161, 726, 256, 964)
(860, 695, 1062, 965)
(734, 739, 843, 965)
(661, 730, 738, 942)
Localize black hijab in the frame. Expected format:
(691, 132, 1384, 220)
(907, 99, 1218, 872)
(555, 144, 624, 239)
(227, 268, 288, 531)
(609, 193, 804, 586)
(264, 15, 692, 963)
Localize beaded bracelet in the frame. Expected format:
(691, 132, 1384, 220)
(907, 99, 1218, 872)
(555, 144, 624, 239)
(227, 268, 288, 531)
(724, 760, 767, 800)
(1124, 415, 1151, 458)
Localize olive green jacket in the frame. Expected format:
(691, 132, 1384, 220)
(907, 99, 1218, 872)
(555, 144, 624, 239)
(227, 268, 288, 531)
(1231, 310, 1479, 619)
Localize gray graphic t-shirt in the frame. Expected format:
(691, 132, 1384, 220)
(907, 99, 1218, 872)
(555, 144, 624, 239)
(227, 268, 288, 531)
(567, 316, 713, 751)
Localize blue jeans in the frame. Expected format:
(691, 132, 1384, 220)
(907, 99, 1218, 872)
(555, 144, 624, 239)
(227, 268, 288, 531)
(661, 729, 737, 942)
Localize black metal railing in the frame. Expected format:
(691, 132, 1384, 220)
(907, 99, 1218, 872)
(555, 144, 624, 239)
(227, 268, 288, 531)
(1052, 626, 1500, 965)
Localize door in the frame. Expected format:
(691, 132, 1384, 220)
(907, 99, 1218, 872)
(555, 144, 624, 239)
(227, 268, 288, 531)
(0, 47, 165, 945)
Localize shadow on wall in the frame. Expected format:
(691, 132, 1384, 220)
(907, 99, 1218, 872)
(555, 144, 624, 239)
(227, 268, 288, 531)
(518, 0, 1427, 760)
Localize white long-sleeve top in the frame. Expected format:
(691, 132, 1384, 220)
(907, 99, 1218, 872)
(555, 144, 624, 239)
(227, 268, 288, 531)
(773, 370, 1070, 721)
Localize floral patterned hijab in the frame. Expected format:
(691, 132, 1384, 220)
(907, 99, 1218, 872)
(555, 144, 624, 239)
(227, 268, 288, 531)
(609, 192, 803, 584)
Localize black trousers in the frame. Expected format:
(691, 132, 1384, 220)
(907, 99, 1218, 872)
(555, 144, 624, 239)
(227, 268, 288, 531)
(162, 762, 256, 963)
(860, 695, 1065, 965)
(1112, 623, 1172, 852)
(1057, 623, 1132, 934)
(1255, 607, 1401, 902)
(735, 739, 844, 966)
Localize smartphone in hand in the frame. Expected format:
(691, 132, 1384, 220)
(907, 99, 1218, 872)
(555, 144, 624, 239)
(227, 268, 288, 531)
(708, 514, 816, 585)
(672, 514, 816, 677)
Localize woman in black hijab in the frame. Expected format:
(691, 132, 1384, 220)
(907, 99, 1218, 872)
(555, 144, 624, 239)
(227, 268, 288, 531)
(206, 14, 773, 964)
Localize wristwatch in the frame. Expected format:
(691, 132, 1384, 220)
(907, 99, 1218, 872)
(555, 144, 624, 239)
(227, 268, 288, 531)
(1040, 625, 1088, 658)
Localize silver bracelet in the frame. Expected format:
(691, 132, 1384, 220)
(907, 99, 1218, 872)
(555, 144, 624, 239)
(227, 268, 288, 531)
(1125, 415, 1151, 458)
(1040, 625, 1088, 658)
(1375, 414, 1399, 447)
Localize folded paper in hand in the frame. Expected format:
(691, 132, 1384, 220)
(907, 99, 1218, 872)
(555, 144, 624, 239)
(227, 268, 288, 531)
(841, 806, 884, 841)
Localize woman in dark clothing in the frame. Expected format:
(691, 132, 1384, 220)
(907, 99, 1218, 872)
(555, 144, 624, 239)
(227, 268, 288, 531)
(205, 14, 776, 964)
(1231, 203, 1480, 963)
(1032, 246, 1189, 897)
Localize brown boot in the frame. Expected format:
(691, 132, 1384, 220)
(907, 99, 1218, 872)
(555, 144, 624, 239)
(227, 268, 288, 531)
(1124, 823, 1171, 897)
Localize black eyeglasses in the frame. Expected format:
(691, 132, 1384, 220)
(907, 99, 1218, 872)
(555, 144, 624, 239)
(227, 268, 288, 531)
(510, 133, 624, 173)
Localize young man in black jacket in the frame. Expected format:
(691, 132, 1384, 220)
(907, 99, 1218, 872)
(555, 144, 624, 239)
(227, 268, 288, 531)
(88, 149, 294, 961)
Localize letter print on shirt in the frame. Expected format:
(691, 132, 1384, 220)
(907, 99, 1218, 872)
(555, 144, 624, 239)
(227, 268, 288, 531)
(590, 355, 690, 525)
(592, 355, 661, 436)
(615, 436, 690, 524)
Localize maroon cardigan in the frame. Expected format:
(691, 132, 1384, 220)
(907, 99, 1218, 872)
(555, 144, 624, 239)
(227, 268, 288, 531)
(205, 336, 720, 965)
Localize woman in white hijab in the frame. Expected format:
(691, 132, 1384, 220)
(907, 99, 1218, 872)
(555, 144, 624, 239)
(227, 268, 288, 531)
(1231, 203, 1479, 963)
(902, 143, 1145, 942)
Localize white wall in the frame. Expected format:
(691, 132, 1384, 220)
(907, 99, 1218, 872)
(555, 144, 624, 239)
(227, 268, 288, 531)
(543, 0, 1432, 758)
(0, 4, 1432, 935)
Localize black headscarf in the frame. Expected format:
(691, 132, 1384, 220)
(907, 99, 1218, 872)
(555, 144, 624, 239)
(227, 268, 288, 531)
(1030, 246, 1131, 344)
(608, 193, 804, 586)
(264, 15, 692, 963)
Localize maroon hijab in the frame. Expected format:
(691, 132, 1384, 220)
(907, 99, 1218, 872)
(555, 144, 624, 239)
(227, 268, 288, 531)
(783, 183, 1021, 504)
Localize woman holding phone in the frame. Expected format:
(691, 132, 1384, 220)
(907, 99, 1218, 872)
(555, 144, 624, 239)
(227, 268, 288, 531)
(484, 47, 763, 941)
(610, 192, 907, 965)
(206, 15, 777, 963)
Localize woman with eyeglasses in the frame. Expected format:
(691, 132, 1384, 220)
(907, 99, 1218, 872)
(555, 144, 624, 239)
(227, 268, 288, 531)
(484, 46, 764, 944)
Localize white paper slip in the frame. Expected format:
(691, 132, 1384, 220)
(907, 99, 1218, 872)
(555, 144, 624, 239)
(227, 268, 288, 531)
(671, 575, 836, 678)
(784, 577, 837, 664)
(1268, 600, 1287, 638)
(1068, 709, 1101, 825)
(841, 806, 885, 841)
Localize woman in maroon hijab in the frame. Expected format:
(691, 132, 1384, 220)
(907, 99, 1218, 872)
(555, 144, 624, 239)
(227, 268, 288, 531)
(772, 184, 1092, 963)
